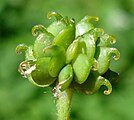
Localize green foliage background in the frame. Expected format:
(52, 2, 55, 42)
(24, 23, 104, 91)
(0, 0, 134, 120)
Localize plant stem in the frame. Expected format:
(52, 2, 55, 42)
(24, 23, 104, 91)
(53, 86, 73, 120)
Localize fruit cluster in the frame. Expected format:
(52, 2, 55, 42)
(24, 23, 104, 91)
(16, 12, 120, 95)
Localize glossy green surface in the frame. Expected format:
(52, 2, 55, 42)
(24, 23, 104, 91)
(31, 57, 56, 86)
(32, 25, 54, 58)
(44, 45, 66, 77)
(16, 11, 120, 94)
(73, 54, 91, 84)
(58, 64, 73, 91)
(52, 22, 75, 50)
(95, 47, 120, 74)
(2, 0, 133, 119)
(76, 16, 99, 37)
(47, 12, 67, 36)
(66, 39, 79, 64)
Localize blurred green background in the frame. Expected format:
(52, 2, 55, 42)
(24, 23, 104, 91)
(0, 0, 134, 120)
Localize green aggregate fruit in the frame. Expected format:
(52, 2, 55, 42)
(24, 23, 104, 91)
(16, 11, 120, 95)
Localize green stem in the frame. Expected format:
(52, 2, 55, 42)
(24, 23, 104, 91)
(53, 86, 73, 120)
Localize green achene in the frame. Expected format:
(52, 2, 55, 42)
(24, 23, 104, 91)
(16, 11, 120, 120)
